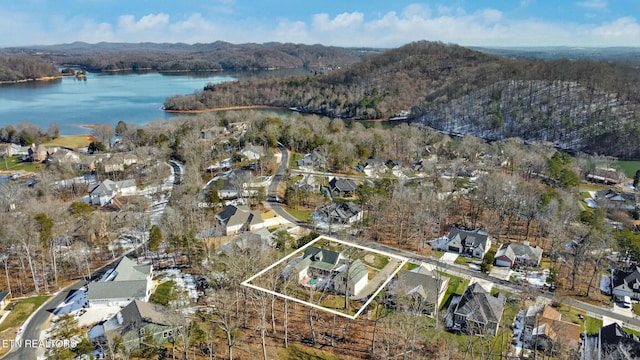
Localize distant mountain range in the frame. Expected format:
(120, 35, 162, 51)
(1, 41, 370, 73)
(3, 41, 640, 158)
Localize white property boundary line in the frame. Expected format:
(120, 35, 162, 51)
(241, 236, 408, 320)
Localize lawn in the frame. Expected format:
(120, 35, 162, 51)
(584, 316, 603, 336)
(634, 303, 640, 316)
(610, 160, 640, 178)
(454, 256, 479, 266)
(0, 155, 42, 173)
(150, 280, 176, 306)
(0, 295, 51, 332)
(42, 135, 95, 148)
(623, 326, 640, 337)
(278, 343, 344, 360)
(284, 207, 313, 222)
(439, 273, 469, 310)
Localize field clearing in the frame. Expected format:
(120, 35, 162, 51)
(610, 160, 640, 178)
(43, 135, 95, 148)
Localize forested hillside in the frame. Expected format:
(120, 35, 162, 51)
(164, 41, 640, 158)
(2, 41, 368, 72)
(0, 55, 60, 82)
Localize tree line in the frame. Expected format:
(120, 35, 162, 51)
(0, 55, 60, 82)
(163, 41, 640, 158)
(2, 41, 367, 73)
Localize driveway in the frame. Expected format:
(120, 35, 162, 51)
(352, 258, 404, 300)
(439, 252, 459, 265)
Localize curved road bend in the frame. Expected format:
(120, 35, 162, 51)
(363, 241, 640, 330)
(2, 256, 131, 360)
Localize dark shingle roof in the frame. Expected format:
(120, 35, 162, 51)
(455, 283, 505, 326)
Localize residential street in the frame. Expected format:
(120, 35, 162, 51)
(361, 240, 640, 331)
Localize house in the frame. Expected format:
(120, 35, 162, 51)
(293, 245, 368, 296)
(208, 169, 253, 199)
(46, 148, 81, 166)
(88, 179, 137, 206)
(433, 227, 491, 259)
(101, 153, 138, 172)
(451, 282, 505, 336)
(240, 145, 263, 161)
(392, 265, 449, 316)
(201, 125, 229, 140)
(89, 300, 180, 353)
(297, 151, 326, 170)
(295, 174, 320, 192)
(333, 259, 368, 297)
(217, 228, 273, 256)
(494, 242, 543, 268)
(87, 256, 153, 307)
(599, 323, 640, 359)
(612, 266, 640, 301)
(215, 204, 264, 235)
(595, 189, 636, 211)
(586, 167, 623, 185)
(524, 305, 581, 353)
(295, 246, 344, 282)
(328, 177, 358, 197)
(0, 291, 10, 310)
(356, 158, 387, 177)
(27, 144, 50, 162)
(314, 201, 363, 225)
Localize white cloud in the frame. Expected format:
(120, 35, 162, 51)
(577, 0, 608, 10)
(1, 3, 639, 48)
(118, 13, 170, 33)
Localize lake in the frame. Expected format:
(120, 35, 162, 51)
(0, 71, 240, 135)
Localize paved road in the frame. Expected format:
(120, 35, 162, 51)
(266, 144, 301, 225)
(360, 240, 640, 331)
(2, 257, 122, 360)
(2, 281, 85, 360)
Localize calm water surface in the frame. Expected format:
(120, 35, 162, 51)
(0, 72, 236, 135)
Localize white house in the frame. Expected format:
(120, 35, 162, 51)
(432, 227, 491, 259)
(87, 257, 153, 307)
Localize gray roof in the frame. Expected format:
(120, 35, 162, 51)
(454, 283, 505, 326)
(89, 179, 136, 197)
(104, 300, 175, 333)
(339, 259, 368, 284)
(215, 205, 264, 229)
(329, 177, 358, 193)
(612, 266, 640, 290)
(87, 257, 151, 301)
(448, 227, 489, 251)
(217, 231, 273, 256)
(316, 201, 362, 223)
(496, 243, 543, 264)
(395, 270, 448, 303)
(301, 246, 342, 272)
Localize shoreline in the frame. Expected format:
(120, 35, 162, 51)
(0, 75, 63, 85)
(163, 105, 284, 113)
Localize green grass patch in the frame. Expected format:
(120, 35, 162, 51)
(623, 326, 640, 337)
(610, 160, 640, 179)
(279, 343, 343, 360)
(634, 303, 640, 315)
(42, 135, 94, 148)
(0, 295, 51, 332)
(406, 262, 420, 271)
(284, 207, 313, 222)
(439, 273, 469, 309)
(289, 153, 302, 170)
(454, 256, 478, 266)
(0, 155, 42, 173)
(584, 316, 603, 336)
(430, 250, 446, 259)
(320, 295, 345, 309)
(151, 280, 176, 306)
(578, 183, 606, 192)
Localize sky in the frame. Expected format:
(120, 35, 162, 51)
(1, 0, 639, 48)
